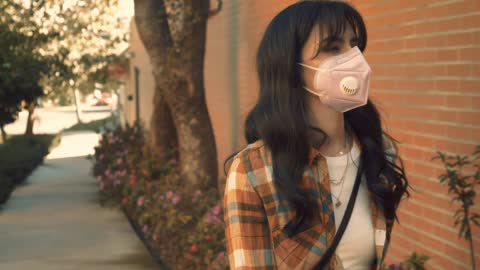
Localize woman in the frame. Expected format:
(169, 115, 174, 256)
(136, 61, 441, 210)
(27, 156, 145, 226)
(223, 1, 410, 269)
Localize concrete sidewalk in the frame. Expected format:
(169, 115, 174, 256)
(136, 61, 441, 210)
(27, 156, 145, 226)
(0, 131, 159, 270)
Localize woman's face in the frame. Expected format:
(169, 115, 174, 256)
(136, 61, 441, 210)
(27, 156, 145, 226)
(300, 24, 359, 94)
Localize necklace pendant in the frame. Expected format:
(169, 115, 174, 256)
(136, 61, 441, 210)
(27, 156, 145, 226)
(335, 200, 342, 207)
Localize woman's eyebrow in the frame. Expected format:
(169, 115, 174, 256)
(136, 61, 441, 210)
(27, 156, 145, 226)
(320, 36, 358, 44)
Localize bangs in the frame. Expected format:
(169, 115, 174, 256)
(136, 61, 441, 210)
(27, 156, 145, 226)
(311, 1, 367, 56)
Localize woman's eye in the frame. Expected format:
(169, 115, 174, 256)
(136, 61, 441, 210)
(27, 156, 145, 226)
(324, 46, 340, 52)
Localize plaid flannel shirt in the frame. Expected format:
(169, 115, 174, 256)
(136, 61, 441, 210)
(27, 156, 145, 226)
(223, 139, 394, 270)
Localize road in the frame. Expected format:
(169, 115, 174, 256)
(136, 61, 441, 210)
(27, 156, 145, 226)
(4, 105, 113, 135)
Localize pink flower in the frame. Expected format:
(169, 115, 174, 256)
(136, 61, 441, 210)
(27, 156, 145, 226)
(96, 175, 102, 182)
(129, 175, 137, 185)
(99, 154, 104, 160)
(211, 204, 222, 215)
(208, 214, 222, 224)
(116, 158, 122, 165)
(113, 180, 121, 186)
(105, 169, 111, 177)
(171, 195, 181, 205)
(122, 197, 128, 205)
(216, 251, 225, 261)
(99, 182, 105, 190)
(166, 191, 173, 199)
(152, 234, 159, 241)
(137, 196, 144, 207)
(158, 195, 164, 201)
(190, 244, 199, 253)
(142, 224, 149, 233)
(207, 215, 216, 224)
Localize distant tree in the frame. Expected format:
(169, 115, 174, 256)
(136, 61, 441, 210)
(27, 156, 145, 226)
(0, 25, 23, 141)
(0, 0, 129, 132)
(34, 0, 129, 124)
(0, 2, 53, 136)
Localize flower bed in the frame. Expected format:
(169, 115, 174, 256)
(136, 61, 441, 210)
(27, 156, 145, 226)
(90, 122, 228, 269)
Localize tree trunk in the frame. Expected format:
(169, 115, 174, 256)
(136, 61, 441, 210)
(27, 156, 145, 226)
(158, 73, 217, 189)
(134, 0, 218, 189)
(145, 78, 178, 163)
(25, 101, 35, 135)
(73, 88, 82, 124)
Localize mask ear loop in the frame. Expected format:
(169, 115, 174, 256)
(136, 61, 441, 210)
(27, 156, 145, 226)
(303, 86, 326, 98)
(298, 62, 322, 71)
(298, 63, 327, 98)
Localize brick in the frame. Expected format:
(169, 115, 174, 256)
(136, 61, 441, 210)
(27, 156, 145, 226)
(436, 80, 460, 92)
(445, 125, 473, 141)
(425, 1, 474, 18)
(462, 13, 480, 29)
(456, 111, 480, 126)
(436, 110, 458, 123)
(395, 79, 435, 91)
(402, 93, 446, 106)
(459, 80, 480, 93)
(446, 95, 475, 108)
(414, 50, 437, 62)
(437, 49, 458, 61)
(447, 32, 476, 47)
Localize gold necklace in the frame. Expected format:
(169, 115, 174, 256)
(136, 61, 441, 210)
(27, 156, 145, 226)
(331, 152, 350, 208)
(330, 133, 350, 185)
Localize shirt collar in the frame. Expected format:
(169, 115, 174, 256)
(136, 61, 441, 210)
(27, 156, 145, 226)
(308, 145, 323, 166)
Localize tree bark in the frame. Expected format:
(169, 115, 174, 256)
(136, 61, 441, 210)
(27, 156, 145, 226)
(134, 0, 218, 189)
(25, 101, 35, 135)
(142, 79, 178, 163)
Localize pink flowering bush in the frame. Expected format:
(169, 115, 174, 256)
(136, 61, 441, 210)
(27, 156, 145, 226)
(128, 168, 228, 270)
(90, 122, 228, 270)
(91, 122, 145, 206)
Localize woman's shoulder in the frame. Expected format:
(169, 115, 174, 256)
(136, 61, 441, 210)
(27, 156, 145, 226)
(232, 139, 269, 163)
(228, 139, 272, 185)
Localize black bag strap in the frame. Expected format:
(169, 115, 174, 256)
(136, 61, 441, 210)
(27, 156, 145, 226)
(314, 158, 364, 269)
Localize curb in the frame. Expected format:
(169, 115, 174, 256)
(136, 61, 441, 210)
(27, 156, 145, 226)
(122, 208, 172, 270)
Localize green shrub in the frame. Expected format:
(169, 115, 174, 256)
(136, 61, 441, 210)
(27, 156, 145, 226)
(0, 173, 14, 204)
(0, 133, 60, 204)
(380, 252, 430, 270)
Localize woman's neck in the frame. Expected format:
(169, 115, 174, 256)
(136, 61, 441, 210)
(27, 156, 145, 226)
(307, 104, 352, 157)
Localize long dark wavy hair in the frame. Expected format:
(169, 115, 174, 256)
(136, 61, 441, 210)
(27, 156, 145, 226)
(223, 0, 411, 237)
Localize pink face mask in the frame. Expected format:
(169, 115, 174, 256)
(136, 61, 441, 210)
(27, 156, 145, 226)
(298, 46, 371, 112)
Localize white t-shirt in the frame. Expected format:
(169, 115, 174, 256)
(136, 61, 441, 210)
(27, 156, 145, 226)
(324, 139, 376, 269)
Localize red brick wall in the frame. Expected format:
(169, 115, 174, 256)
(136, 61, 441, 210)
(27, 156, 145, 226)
(204, 1, 480, 269)
(350, 1, 480, 269)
